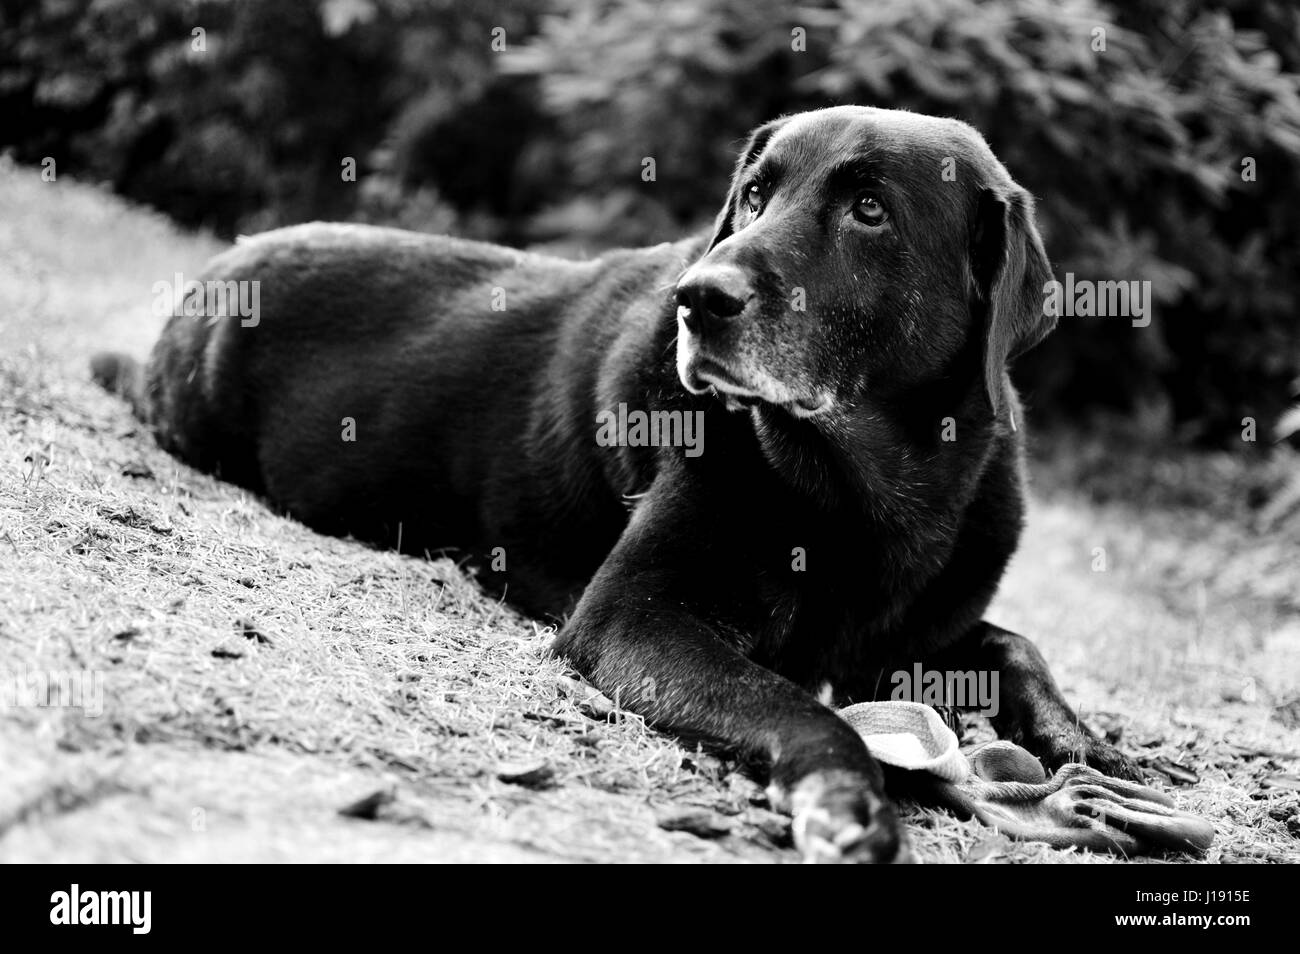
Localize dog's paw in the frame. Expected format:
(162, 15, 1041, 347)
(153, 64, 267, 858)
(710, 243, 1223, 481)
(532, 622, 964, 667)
(782, 770, 908, 864)
(1038, 734, 1145, 783)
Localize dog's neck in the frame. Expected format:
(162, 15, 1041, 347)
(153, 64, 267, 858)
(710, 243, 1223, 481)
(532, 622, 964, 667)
(750, 381, 1004, 556)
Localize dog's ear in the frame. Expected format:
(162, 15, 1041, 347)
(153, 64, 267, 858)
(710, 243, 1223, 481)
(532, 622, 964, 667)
(970, 186, 1054, 427)
(708, 116, 790, 251)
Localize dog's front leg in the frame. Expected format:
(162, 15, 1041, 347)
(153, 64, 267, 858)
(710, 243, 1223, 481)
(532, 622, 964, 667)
(553, 474, 903, 863)
(940, 622, 1143, 781)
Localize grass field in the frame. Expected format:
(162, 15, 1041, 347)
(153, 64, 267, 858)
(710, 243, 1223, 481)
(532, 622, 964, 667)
(2, 162, 1297, 863)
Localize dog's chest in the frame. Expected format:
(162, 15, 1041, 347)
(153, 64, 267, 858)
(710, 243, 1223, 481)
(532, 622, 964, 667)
(746, 533, 926, 691)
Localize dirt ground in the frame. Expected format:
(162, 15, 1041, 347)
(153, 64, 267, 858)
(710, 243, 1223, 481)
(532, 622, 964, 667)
(2, 163, 1298, 863)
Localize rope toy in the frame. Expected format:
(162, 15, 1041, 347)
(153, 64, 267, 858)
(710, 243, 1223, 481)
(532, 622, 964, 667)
(838, 700, 1214, 856)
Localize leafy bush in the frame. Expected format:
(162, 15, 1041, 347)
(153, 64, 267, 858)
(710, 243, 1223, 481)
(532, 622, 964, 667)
(0, 0, 547, 234)
(510, 0, 1300, 446)
(4, 0, 1299, 445)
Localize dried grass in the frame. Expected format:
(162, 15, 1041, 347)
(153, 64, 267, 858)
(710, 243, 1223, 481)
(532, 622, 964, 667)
(1, 164, 1295, 863)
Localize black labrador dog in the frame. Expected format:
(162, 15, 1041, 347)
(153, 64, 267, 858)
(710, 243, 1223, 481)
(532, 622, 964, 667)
(93, 106, 1140, 863)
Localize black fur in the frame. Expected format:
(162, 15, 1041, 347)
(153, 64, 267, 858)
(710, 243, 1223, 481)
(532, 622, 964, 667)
(93, 106, 1140, 862)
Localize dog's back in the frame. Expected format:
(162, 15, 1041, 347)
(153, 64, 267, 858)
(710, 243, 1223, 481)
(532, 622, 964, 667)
(93, 222, 697, 613)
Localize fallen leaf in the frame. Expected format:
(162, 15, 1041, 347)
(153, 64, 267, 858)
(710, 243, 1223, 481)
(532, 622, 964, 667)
(98, 505, 150, 529)
(655, 807, 732, 839)
(1260, 774, 1300, 793)
(1146, 757, 1199, 785)
(1273, 698, 1300, 730)
(966, 835, 1014, 864)
(496, 761, 555, 789)
(555, 674, 620, 720)
(236, 618, 271, 645)
(339, 789, 396, 820)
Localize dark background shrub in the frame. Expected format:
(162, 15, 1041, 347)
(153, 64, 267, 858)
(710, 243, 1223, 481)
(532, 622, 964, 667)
(4, 0, 1298, 448)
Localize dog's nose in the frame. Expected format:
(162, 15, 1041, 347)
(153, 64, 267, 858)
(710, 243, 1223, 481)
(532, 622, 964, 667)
(675, 264, 753, 335)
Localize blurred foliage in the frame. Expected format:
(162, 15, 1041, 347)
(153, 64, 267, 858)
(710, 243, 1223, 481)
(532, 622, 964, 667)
(3, 0, 1299, 446)
(0, 0, 549, 235)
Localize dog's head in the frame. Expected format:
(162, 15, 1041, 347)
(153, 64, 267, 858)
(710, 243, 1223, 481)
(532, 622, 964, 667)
(674, 106, 1053, 421)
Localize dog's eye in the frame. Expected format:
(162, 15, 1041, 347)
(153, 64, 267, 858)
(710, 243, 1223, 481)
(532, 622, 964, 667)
(745, 184, 763, 214)
(853, 194, 888, 226)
